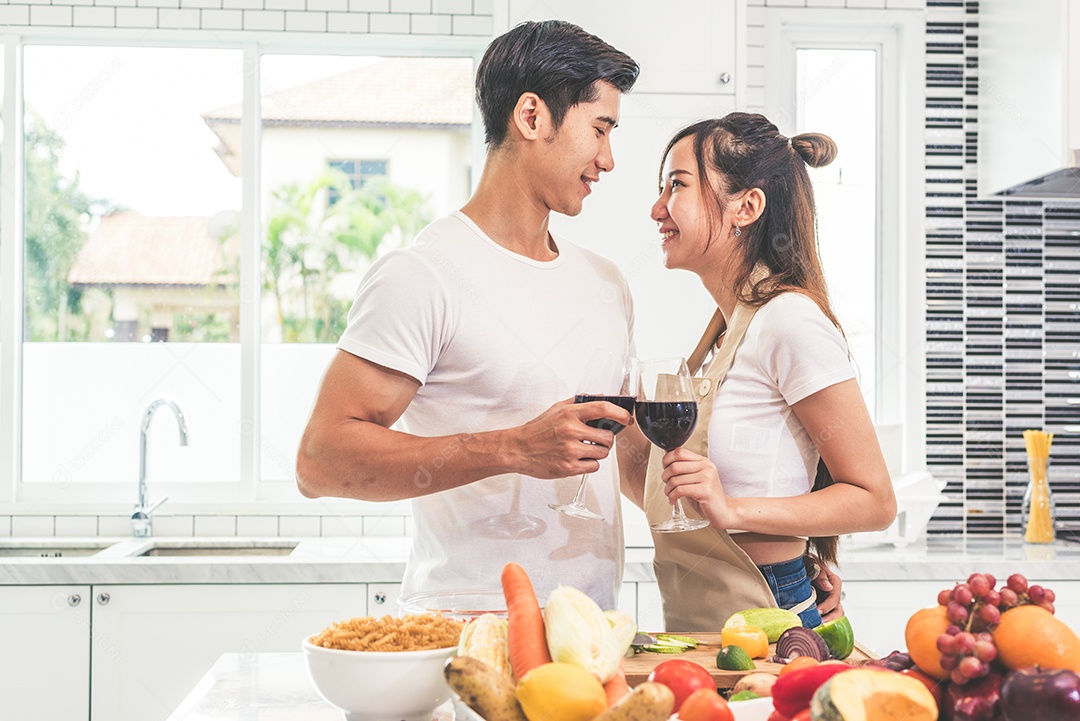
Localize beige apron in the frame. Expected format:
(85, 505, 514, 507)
(644, 302, 779, 631)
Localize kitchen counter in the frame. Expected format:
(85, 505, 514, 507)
(4, 534, 1080, 586)
(169, 652, 456, 721)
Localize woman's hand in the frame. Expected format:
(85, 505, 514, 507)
(807, 554, 845, 622)
(660, 447, 736, 529)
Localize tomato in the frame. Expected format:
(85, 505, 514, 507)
(677, 687, 734, 721)
(778, 655, 820, 677)
(647, 659, 716, 712)
(790, 709, 812, 721)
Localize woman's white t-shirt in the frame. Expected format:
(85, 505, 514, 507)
(708, 292, 855, 502)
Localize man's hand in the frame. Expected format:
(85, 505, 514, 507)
(808, 554, 845, 622)
(511, 398, 635, 479)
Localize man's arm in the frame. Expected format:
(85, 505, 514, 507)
(295, 350, 633, 501)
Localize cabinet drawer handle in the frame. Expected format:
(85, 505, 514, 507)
(718, 72, 732, 85)
(96, 592, 111, 606)
(373, 592, 386, 605)
(67, 594, 81, 607)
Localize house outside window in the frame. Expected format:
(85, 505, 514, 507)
(327, 159, 388, 205)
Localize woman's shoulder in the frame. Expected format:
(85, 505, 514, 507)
(754, 291, 829, 325)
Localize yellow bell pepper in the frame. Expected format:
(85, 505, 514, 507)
(720, 624, 769, 659)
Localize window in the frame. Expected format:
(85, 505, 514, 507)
(0, 42, 479, 503)
(766, 8, 926, 473)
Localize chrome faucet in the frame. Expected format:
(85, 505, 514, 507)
(133, 398, 189, 537)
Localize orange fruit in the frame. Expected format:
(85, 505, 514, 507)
(992, 604, 1080, 672)
(904, 605, 950, 680)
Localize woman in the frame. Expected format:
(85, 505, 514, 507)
(620, 113, 896, 631)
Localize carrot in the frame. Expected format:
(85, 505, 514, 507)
(603, 660, 631, 707)
(501, 562, 551, 681)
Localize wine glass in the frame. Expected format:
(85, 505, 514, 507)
(549, 350, 635, 521)
(634, 356, 708, 533)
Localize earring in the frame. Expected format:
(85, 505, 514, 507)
(733, 225, 742, 237)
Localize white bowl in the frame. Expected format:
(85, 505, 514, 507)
(302, 638, 457, 721)
(729, 696, 775, 721)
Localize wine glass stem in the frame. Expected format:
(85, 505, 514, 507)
(572, 473, 590, 507)
(672, 499, 690, 523)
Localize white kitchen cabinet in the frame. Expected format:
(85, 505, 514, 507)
(89, 583, 366, 721)
(841, 580, 944, 657)
(508, 0, 737, 95)
(0, 585, 91, 720)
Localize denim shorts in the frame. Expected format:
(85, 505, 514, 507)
(756, 555, 823, 628)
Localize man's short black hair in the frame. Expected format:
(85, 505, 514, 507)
(475, 20, 640, 148)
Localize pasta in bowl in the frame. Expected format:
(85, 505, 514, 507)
(302, 614, 461, 721)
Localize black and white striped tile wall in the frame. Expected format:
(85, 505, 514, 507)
(924, 0, 1080, 537)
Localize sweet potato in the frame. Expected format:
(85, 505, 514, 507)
(444, 656, 528, 721)
(592, 681, 675, 721)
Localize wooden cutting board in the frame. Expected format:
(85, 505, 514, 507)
(623, 633, 877, 688)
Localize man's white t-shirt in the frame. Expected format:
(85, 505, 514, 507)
(337, 211, 634, 609)
(708, 292, 855, 503)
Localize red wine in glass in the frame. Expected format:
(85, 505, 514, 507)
(636, 401, 698, 450)
(575, 394, 637, 434)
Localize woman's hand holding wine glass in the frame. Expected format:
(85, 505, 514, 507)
(634, 356, 709, 533)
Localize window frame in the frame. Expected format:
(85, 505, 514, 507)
(764, 8, 927, 476)
(0, 31, 487, 508)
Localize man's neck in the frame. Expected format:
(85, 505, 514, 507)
(459, 151, 557, 262)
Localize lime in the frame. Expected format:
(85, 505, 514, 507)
(728, 690, 762, 702)
(814, 615, 855, 660)
(716, 644, 757, 671)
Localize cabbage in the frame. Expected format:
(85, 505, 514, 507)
(542, 585, 630, 683)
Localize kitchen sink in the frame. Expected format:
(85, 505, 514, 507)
(133, 540, 299, 557)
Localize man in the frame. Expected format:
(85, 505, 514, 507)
(296, 20, 640, 609)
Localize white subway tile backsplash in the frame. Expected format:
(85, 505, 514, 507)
(327, 11, 368, 31)
(279, 515, 321, 536)
(0, 5, 30, 24)
(369, 11, 409, 32)
(472, 0, 493, 15)
(136, 0, 181, 8)
(362, 515, 405, 536)
(222, 0, 262, 8)
(286, 9, 327, 30)
(159, 7, 200, 27)
(320, 515, 365, 537)
(432, 0, 468, 14)
(116, 7, 159, 27)
(155, 515, 196, 536)
(23, 0, 51, 6)
(886, 0, 925, 8)
(307, 0, 347, 11)
(73, 6, 115, 24)
(264, 0, 304, 10)
(350, 0, 388, 11)
(201, 8, 242, 28)
(0, 517, 11, 537)
(194, 515, 237, 536)
(390, 0, 429, 12)
(243, 9, 285, 29)
(12, 516, 55, 536)
(410, 12, 449, 34)
(451, 13, 489, 35)
(237, 515, 280, 536)
(29, 5, 73, 25)
(182, 0, 222, 8)
(55, 516, 99, 537)
(844, 0, 886, 8)
(98, 515, 132, 537)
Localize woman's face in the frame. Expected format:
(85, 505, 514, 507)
(650, 136, 734, 273)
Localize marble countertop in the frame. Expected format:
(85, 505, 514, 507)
(170, 652, 455, 721)
(4, 534, 1080, 586)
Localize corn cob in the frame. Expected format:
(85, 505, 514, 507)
(457, 613, 512, 681)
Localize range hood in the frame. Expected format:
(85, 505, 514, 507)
(980, 1, 1080, 198)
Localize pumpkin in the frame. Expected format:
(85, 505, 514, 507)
(809, 668, 938, 721)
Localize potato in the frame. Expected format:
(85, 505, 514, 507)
(732, 671, 778, 697)
(444, 656, 528, 721)
(593, 682, 675, 721)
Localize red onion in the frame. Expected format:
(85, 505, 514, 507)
(775, 626, 830, 661)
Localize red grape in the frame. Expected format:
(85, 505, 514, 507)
(974, 640, 997, 663)
(1028, 585, 1046, 603)
(968, 574, 991, 598)
(947, 601, 970, 624)
(999, 588, 1019, 608)
(977, 603, 1001, 627)
(1007, 573, 1028, 594)
(1044, 588, 1056, 604)
(937, 634, 958, 655)
(937, 589, 952, 606)
(958, 655, 986, 679)
(953, 584, 974, 606)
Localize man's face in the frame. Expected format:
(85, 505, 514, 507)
(532, 81, 621, 217)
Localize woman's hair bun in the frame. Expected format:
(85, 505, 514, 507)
(790, 132, 837, 168)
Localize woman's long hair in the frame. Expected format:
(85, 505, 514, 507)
(661, 112, 844, 565)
